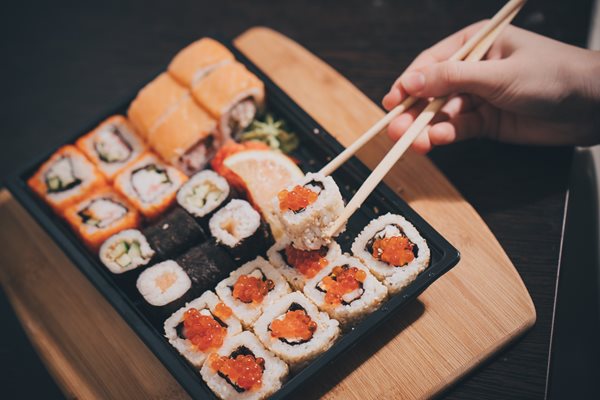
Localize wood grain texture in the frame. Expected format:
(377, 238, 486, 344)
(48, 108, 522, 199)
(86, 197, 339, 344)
(0, 28, 534, 400)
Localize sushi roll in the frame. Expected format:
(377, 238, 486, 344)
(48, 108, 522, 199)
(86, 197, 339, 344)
(114, 153, 188, 219)
(209, 199, 271, 263)
(215, 257, 290, 327)
(63, 187, 140, 251)
(253, 292, 340, 368)
(27, 145, 105, 213)
(148, 96, 218, 175)
(168, 37, 234, 87)
(142, 206, 206, 259)
(127, 73, 187, 139)
(136, 260, 191, 307)
(267, 237, 341, 290)
(99, 229, 155, 274)
(192, 62, 265, 140)
(164, 291, 242, 367)
(75, 115, 146, 181)
(201, 331, 288, 400)
(176, 170, 231, 224)
(303, 254, 387, 326)
(274, 172, 345, 251)
(175, 242, 237, 295)
(351, 213, 430, 294)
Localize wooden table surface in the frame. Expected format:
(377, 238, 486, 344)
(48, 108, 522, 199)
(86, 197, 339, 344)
(0, 1, 590, 399)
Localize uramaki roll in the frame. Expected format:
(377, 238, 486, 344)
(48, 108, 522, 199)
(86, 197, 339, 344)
(192, 61, 265, 140)
(127, 73, 187, 139)
(168, 37, 234, 87)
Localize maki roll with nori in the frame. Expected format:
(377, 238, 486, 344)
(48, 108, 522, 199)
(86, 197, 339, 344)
(267, 236, 341, 290)
(254, 292, 339, 368)
(200, 331, 288, 400)
(99, 229, 155, 274)
(215, 257, 290, 328)
(142, 206, 206, 260)
(303, 254, 387, 326)
(274, 172, 345, 251)
(164, 291, 242, 367)
(175, 242, 237, 295)
(209, 199, 271, 263)
(351, 213, 430, 294)
(136, 260, 192, 308)
(177, 170, 231, 225)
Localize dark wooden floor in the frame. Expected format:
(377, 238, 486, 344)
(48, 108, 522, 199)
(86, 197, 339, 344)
(0, 1, 592, 399)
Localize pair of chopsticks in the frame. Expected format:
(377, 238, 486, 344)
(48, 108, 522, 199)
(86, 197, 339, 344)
(322, 0, 526, 237)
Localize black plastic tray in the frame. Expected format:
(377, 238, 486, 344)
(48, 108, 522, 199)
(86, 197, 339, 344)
(5, 40, 460, 399)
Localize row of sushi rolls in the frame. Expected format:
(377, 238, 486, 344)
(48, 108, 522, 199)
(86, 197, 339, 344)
(28, 38, 431, 399)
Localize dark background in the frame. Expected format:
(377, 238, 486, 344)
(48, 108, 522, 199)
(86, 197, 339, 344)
(0, 0, 593, 398)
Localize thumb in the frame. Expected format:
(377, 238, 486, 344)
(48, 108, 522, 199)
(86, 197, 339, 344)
(401, 60, 507, 100)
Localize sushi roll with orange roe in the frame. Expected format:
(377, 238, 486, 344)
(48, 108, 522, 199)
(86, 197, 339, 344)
(63, 186, 140, 251)
(28, 145, 105, 214)
(267, 236, 341, 290)
(113, 153, 187, 219)
(274, 172, 345, 251)
(253, 291, 339, 368)
(75, 115, 146, 181)
(351, 213, 430, 294)
(303, 254, 387, 326)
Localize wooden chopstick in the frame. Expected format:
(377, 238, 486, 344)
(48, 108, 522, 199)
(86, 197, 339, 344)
(325, 0, 525, 237)
(319, 0, 526, 177)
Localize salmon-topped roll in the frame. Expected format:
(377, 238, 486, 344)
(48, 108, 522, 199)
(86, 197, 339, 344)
(148, 96, 218, 176)
(114, 153, 187, 219)
(64, 186, 140, 251)
(76, 115, 146, 181)
(127, 73, 188, 139)
(192, 62, 265, 140)
(168, 38, 234, 87)
(28, 145, 105, 213)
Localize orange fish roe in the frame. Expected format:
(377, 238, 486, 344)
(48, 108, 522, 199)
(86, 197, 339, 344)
(284, 245, 329, 278)
(209, 353, 265, 391)
(214, 302, 233, 321)
(270, 310, 317, 341)
(182, 308, 227, 352)
(372, 236, 415, 267)
(232, 275, 274, 304)
(321, 266, 367, 305)
(278, 185, 318, 212)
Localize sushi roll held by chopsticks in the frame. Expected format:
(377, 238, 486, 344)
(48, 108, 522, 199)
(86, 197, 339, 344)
(274, 172, 345, 251)
(192, 61, 265, 140)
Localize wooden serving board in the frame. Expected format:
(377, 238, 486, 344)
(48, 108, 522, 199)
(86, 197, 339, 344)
(0, 27, 535, 400)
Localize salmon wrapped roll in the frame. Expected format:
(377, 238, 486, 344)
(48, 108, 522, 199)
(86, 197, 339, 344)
(168, 38, 234, 87)
(148, 96, 218, 175)
(192, 62, 265, 140)
(127, 73, 187, 139)
(114, 153, 188, 219)
(76, 115, 146, 181)
(64, 186, 140, 251)
(28, 145, 105, 213)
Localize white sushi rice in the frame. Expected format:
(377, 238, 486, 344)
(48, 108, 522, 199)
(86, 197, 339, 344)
(164, 291, 242, 367)
(99, 229, 155, 274)
(200, 331, 288, 400)
(351, 213, 430, 294)
(273, 172, 345, 251)
(177, 170, 230, 218)
(215, 257, 290, 327)
(253, 292, 340, 368)
(303, 254, 387, 326)
(267, 236, 341, 290)
(209, 199, 261, 248)
(136, 260, 191, 306)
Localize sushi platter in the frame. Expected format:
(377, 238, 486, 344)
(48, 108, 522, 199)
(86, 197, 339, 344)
(7, 36, 458, 399)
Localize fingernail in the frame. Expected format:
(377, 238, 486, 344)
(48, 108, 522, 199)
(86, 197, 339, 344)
(401, 72, 425, 93)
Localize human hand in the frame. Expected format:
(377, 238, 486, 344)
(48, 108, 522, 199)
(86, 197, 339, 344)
(382, 21, 600, 153)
